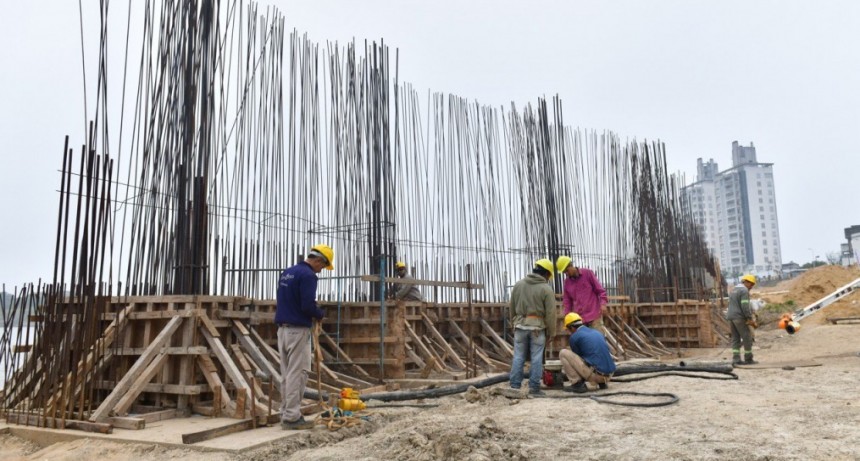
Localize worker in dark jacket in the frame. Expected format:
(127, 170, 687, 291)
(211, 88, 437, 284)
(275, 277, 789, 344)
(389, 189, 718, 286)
(394, 261, 424, 301)
(508, 259, 557, 396)
(727, 274, 758, 365)
(275, 244, 333, 430)
(559, 312, 616, 393)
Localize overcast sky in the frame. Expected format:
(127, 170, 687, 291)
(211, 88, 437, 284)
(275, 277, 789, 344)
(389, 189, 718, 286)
(1, 1, 858, 288)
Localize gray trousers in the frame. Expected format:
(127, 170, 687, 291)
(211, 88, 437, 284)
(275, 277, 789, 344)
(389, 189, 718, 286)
(278, 325, 311, 422)
(729, 318, 754, 358)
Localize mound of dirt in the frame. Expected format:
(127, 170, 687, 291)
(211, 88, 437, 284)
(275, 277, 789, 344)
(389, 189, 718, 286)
(755, 265, 860, 328)
(756, 265, 860, 307)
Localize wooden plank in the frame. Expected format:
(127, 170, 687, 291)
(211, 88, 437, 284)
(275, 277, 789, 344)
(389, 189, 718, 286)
(633, 314, 669, 350)
(307, 378, 341, 394)
(6, 413, 112, 434)
(196, 355, 233, 416)
(101, 310, 196, 320)
(110, 346, 209, 355)
(234, 325, 281, 382)
(105, 295, 206, 304)
(479, 318, 514, 357)
(44, 305, 132, 410)
(181, 419, 254, 444)
(249, 328, 281, 364)
(300, 402, 324, 416)
(361, 275, 484, 289)
(447, 320, 493, 367)
(421, 313, 467, 369)
(234, 389, 247, 419)
(212, 387, 222, 417)
(232, 319, 251, 336)
(200, 326, 252, 404)
(406, 347, 426, 369)
(405, 322, 445, 372)
(231, 344, 255, 375)
(177, 303, 198, 410)
(198, 311, 221, 338)
(93, 381, 209, 395)
(107, 416, 146, 430)
(89, 315, 184, 422)
(316, 318, 426, 326)
(319, 331, 375, 380)
(421, 334, 452, 371)
(328, 336, 403, 344)
(192, 403, 216, 417)
(420, 357, 436, 379)
(142, 302, 157, 407)
(218, 311, 275, 323)
(113, 352, 170, 416)
(137, 409, 182, 423)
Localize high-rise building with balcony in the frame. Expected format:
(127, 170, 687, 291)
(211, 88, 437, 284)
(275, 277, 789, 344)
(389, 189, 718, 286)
(681, 141, 782, 277)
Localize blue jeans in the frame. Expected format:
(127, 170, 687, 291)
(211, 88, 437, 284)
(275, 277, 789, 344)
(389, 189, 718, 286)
(509, 328, 546, 390)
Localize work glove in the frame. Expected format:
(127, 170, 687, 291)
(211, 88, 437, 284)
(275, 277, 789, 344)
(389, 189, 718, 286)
(745, 317, 758, 329)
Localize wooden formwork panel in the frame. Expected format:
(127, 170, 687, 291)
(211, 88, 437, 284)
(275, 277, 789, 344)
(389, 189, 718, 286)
(318, 301, 407, 379)
(635, 301, 712, 348)
(47, 295, 714, 422)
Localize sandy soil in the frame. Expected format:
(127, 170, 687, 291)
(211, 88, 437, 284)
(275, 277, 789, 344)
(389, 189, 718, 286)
(3, 266, 860, 461)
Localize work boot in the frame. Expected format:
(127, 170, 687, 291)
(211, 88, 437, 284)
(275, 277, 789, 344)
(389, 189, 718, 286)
(744, 356, 758, 365)
(281, 416, 314, 430)
(528, 388, 546, 397)
(732, 356, 743, 366)
(598, 383, 608, 390)
(565, 381, 589, 394)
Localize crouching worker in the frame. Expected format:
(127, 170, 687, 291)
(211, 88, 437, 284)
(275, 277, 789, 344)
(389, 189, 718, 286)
(559, 313, 616, 393)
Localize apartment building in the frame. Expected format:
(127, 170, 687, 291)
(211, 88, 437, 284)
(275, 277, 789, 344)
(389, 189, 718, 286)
(681, 141, 782, 277)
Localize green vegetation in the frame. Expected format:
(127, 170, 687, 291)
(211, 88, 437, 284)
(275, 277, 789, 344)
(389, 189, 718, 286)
(762, 299, 796, 313)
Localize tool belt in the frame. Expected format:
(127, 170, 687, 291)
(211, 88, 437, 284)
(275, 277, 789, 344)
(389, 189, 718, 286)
(586, 362, 612, 378)
(592, 368, 612, 378)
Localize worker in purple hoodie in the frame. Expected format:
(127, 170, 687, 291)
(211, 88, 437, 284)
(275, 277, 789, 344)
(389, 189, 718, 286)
(556, 256, 608, 336)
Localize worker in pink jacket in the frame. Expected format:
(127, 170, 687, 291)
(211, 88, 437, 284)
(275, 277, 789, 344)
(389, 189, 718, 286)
(556, 256, 608, 336)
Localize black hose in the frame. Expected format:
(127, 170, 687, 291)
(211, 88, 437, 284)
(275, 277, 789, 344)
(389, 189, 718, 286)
(362, 373, 511, 402)
(341, 362, 734, 404)
(591, 391, 679, 407)
(612, 371, 738, 382)
(614, 361, 734, 376)
(533, 391, 679, 407)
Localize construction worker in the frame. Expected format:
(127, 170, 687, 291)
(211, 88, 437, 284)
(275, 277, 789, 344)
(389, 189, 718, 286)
(559, 312, 616, 393)
(275, 244, 334, 430)
(556, 256, 608, 336)
(393, 261, 424, 302)
(727, 274, 758, 365)
(508, 259, 557, 396)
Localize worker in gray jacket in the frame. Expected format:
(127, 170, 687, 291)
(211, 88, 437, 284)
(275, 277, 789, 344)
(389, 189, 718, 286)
(394, 261, 424, 302)
(726, 274, 758, 365)
(508, 259, 557, 396)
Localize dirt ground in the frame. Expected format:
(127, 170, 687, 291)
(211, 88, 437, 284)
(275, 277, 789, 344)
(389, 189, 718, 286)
(3, 266, 860, 461)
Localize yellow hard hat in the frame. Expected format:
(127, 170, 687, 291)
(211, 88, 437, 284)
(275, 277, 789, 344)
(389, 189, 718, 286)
(395, 261, 406, 269)
(534, 259, 554, 278)
(740, 274, 756, 285)
(556, 256, 572, 274)
(564, 312, 583, 328)
(310, 244, 334, 270)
